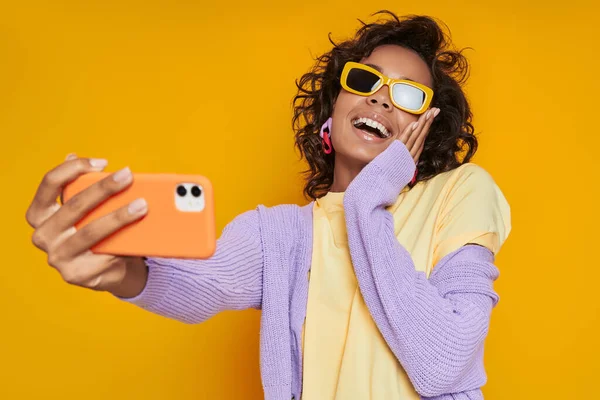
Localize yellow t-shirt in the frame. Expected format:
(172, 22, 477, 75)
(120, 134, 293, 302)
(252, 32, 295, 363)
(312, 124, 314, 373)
(301, 163, 511, 399)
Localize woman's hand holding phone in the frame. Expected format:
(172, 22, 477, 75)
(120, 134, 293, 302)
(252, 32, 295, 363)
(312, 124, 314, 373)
(25, 154, 148, 298)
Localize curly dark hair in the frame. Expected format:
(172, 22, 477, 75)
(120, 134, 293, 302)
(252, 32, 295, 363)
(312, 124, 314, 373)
(292, 11, 477, 200)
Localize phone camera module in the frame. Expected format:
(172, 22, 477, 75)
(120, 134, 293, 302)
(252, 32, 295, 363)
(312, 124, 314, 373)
(175, 182, 205, 212)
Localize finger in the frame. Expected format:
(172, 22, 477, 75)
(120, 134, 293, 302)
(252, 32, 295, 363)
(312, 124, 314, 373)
(412, 108, 439, 160)
(406, 109, 434, 150)
(414, 142, 425, 164)
(398, 116, 426, 148)
(37, 158, 108, 208)
(57, 198, 148, 258)
(397, 118, 419, 144)
(26, 157, 108, 228)
(38, 167, 134, 239)
(399, 110, 430, 144)
(58, 154, 78, 205)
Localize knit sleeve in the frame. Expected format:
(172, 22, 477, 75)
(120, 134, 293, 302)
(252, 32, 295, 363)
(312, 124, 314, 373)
(116, 209, 263, 324)
(343, 141, 508, 397)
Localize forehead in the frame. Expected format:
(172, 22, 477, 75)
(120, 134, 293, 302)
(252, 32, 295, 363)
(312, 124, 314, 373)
(360, 45, 432, 87)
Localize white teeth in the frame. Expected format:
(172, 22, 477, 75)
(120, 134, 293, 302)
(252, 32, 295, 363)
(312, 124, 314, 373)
(352, 117, 390, 138)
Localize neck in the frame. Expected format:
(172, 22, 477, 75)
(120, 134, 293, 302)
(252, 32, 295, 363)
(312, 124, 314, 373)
(329, 155, 367, 193)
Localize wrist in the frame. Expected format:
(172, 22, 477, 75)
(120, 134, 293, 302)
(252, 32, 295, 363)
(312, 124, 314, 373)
(108, 257, 148, 298)
(369, 140, 416, 189)
(346, 141, 416, 206)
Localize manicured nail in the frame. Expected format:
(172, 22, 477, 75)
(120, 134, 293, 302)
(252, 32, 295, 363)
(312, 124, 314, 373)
(65, 153, 77, 161)
(128, 198, 147, 215)
(434, 108, 440, 117)
(113, 167, 132, 183)
(412, 121, 419, 130)
(89, 158, 108, 169)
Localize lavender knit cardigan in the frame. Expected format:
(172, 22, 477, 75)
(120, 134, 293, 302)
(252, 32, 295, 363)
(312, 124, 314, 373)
(122, 141, 502, 400)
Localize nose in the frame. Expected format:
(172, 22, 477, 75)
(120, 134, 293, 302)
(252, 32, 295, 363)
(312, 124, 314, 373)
(366, 86, 392, 111)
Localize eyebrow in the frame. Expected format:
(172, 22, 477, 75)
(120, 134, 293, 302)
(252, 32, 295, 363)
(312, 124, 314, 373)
(365, 63, 416, 82)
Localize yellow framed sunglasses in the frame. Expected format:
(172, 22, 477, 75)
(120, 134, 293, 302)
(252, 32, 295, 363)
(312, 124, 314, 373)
(340, 61, 434, 115)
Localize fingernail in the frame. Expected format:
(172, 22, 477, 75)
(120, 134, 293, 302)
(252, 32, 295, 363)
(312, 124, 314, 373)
(89, 158, 108, 169)
(434, 108, 440, 117)
(128, 198, 147, 215)
(427, 110, 433, 120)
(65, 153, 77, 161)
(113, 167, 132, 183)
(412, 121, 419, 130)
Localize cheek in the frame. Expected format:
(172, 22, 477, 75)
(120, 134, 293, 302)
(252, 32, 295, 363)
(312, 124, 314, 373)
(394, 112, 419, 135)
(331, 92, 361, 132)
(332, 91, 363, 117)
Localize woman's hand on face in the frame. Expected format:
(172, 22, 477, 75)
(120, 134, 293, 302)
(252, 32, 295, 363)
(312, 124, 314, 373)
(397, 107, 440, 164)
(25, 154, 149, 298)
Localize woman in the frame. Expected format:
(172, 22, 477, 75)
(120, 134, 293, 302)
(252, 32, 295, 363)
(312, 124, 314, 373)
(25, 11, 511, 400)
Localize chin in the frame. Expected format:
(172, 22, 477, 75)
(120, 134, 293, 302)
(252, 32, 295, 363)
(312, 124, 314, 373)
(336, 142, 387, 167)
(332, 116, 398, 167)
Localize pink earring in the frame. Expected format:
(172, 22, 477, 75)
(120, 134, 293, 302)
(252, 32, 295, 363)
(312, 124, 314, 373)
(319, 117, 333, 154)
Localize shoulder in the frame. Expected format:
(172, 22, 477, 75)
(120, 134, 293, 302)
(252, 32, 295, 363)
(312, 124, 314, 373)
(393, 163, 505, 210)
(224, 202, 313, 232)
(412, 163, 507, 208)
(433, 163, 498, 192)
(445, 163, 498, 188)
(256, 202, 314, 230)
(256, 202, 313, 217)
(394, 163, 515, 261)
(433, 164, 512, 256)
(438, 163, 508, 209)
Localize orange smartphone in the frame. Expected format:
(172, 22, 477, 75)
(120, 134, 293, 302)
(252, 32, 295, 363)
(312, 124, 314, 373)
(62, 172, 216, 259)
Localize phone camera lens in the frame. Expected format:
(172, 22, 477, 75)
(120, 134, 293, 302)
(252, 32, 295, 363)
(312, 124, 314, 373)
(191, 186, 202, 197)
(177, 185, 187, 196)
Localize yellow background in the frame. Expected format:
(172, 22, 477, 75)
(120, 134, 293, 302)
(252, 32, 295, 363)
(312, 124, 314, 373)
(1, 1, 598, 399)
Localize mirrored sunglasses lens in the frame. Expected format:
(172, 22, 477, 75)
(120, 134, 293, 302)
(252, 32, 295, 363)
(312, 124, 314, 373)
(392, 83, 426, 111)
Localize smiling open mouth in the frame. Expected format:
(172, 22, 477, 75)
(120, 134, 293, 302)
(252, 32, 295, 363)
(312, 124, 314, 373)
(352, 117, 391, 139)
